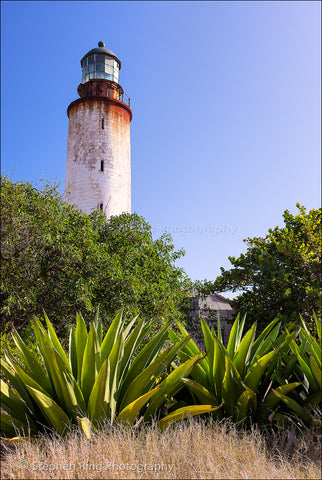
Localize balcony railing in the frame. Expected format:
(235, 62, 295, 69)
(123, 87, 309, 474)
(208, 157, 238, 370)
(119, 91, 130, 107)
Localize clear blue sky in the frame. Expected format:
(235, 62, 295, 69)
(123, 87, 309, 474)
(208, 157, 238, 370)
(1, 1, 321, 291)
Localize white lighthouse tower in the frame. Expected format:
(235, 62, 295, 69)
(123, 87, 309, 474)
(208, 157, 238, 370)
(65, 41, 132, 217)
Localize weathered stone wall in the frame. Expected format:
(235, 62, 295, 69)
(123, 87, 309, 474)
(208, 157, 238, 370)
(65, 98, 131, 217)
(187, 294, 235, 347)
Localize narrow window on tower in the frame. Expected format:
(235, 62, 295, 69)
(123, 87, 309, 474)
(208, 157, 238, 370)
(100, 160, 104, 171)
(101, 117, 105, 130)
(99, 203, 103, 211)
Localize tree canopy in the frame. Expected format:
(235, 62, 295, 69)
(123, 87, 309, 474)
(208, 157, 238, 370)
(198, 204, 321, 327)
(1, 176, 190, 333)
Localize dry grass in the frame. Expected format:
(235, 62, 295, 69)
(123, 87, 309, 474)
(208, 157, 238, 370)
(1, 418, 321, 479)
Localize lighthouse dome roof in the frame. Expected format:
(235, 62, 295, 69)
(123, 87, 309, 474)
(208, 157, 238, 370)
(80, 41, 121, 69)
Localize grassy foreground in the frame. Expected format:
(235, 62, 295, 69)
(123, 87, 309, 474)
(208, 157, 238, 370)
(1, 418, 321, 479)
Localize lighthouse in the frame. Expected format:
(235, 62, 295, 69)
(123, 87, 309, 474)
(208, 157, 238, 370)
(65, 41, 132, 217)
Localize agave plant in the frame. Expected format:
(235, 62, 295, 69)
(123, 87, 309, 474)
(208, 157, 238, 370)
(1, 311, 217, 439)
(169, 314, 310, 426)
(274, 314, 322, 424)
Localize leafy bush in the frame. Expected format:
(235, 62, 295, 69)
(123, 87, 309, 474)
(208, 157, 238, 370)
(1, 176, 190, 333)
(198, 205, 321, 329)
(0, 311, 215, 439)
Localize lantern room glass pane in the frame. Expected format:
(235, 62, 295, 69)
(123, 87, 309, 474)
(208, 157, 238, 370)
(105, 66, 114, 75)
(82, 53, 120, 84)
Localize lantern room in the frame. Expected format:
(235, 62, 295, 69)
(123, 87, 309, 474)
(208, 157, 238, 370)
(80, 40, 121, 84)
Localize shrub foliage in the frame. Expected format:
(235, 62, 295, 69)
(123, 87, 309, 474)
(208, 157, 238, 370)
(198, 205, 321, 328)
(0, 176, 190, 332)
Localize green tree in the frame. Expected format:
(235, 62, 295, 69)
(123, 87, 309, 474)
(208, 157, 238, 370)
(199, 205, 321, 328)
(0, 176, 190, 333)
(90, 211, 191, 323)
